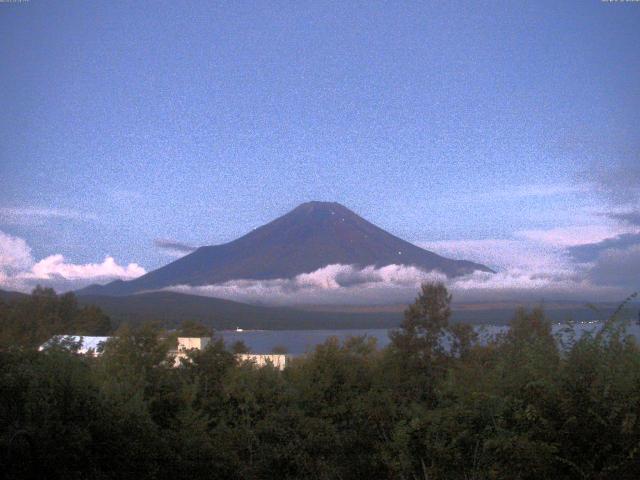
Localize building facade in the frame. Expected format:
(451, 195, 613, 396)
(237, 353, 289, 370)
(39, 335, 289, 370)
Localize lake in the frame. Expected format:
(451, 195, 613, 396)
(219, 321, 640, 354)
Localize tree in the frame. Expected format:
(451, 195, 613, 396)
(0, 288, 112, 349)
(390, 281, 452, 358)
(75, 305, 112, 335)
(231, 340, 250, 354)
(384, 282, 459, 410)
(178, 319, 213, 338)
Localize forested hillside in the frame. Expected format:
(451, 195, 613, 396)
(1, 283, 639, 479)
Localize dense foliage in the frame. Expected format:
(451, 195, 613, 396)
(1, 285, 639, 479)
(0, 286, 112, 349)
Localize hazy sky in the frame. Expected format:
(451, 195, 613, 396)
(1, 1, 639, 300)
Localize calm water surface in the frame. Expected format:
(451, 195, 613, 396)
(219, 322, 640, 355)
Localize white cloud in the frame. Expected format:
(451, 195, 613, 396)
(164, 264, 447, 305)
(26, 254, 145, 281)
(419, 222, 639, 275)
(0, 230, 34, 271)
(515, 224, 640, 247)
(161, 260, 624, 306)
(0, 207, 96, 225)
(0, 230, 146, 292)
(418, 225, 636, 301)
(418, 238, 567, 271)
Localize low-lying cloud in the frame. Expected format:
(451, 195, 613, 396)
(163, 260, 625, 306)
(165, 264, 446, 305)
(0, 230, 146, 293)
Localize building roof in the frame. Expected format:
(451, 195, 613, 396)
(39, 335, 112, 355)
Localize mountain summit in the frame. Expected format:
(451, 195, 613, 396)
(78, 201, 493, 296)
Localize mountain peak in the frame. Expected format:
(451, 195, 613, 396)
(77, 202, 494, 296)
(292, 201, 350, 213)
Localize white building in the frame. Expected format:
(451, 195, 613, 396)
(39, 335, 289, 370)
(172, 336, 211, 366)
(38, 335, 110, 356)
(237, 353, 289, 370)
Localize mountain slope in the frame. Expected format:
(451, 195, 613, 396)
(79, 201, 493, 296)
(79, 292, 636, 329)
(78, 291, 402, 330)
(0, 289, 28, 302)
(5, 289, 631, 330)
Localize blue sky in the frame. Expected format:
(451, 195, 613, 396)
(1, 1, 639, 299)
